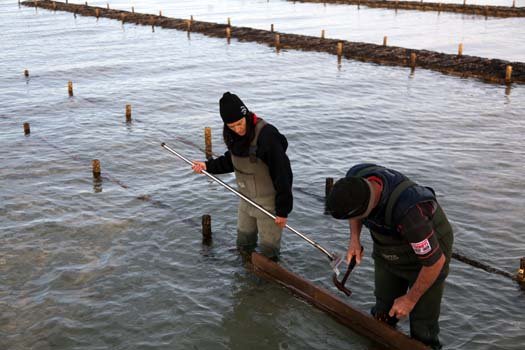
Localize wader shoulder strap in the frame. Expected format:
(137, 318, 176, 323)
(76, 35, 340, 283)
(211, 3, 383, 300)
(354, 165, 383, 177)
(249, 119, 267, 162)
(385, 180, 416, 227)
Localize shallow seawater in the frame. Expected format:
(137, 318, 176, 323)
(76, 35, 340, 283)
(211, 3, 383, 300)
(1, 1, 524, 349)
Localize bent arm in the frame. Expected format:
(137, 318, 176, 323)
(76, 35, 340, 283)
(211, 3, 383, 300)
(348, 219, 364, 264)
(389, 254, 445, 319)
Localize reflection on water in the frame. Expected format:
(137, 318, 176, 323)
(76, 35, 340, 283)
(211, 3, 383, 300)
(1, 1, 524, 350)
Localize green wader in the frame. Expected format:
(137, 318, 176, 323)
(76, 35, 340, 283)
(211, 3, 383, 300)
(231, 119, 283, 260)
(372, 205, 454, 350)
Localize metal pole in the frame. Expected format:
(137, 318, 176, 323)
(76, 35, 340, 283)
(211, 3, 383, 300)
(161, 142, 335, 260)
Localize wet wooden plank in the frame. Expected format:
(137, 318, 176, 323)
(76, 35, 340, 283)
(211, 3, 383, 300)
(250, 252, 429, 350)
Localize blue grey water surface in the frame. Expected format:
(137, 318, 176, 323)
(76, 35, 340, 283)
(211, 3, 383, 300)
(1, 1, 524, 349)
(62, 0, 525, 61)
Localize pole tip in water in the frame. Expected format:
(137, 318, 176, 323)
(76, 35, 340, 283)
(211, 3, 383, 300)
(161, 142, 166, 147)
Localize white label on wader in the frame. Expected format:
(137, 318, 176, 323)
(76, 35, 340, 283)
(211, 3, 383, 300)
(411, 239, 431, 255)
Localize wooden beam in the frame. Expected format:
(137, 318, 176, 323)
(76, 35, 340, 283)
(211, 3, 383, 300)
(250, 253, 429, 350)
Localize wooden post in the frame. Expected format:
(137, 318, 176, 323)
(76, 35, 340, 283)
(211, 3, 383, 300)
(518, 258, 525, 289)
(92, 159, 101, 178)
(191, 15, 194, 22)
(458, 43, 463, 56)
(85, 1, 88, 6)
(52, 1, 56, 11)
(107, 3, 109, 10)
(68, 81, 73, 97)
(410, 52, 417, 68)
(23, 122, 30, 135)
(505, 65, 512, 84)
(512, 0, 516, 8)
(205, 127, 213, 160)
(321, 29, 325, 39)
(125, 104, 132, 122)
(95, 8, 100, 18)
(152, 24, 155, 32)
(325, 177, 334, 198)
(131, 6, 134, 13)
(226, 27, 231, 40)
(383, 36, 388, 47)
(24, 69, 29, 77)
(186, 19, 191, 32)
(337, 42, 343, 57)
(275, 34, 280, 50)
(463, 0, 466, 6)
(270, 24, 274, 33)
(159, 10, 162, 16)
(227, 17, 231, 27)
(202, 215, 212, 244)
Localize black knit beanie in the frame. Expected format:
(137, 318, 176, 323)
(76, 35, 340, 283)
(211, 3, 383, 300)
(219, 92, 249, 124)
(327, 177, 371, 219)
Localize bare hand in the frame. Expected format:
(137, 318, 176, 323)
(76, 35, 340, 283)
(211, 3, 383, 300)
(388, 295, 416, 319)
(346, 241, 364, 265)
(275, 216, 287, 228)
(191, 161, 206, 174)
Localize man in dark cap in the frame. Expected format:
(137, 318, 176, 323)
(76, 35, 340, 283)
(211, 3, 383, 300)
(192, 92, 293, 260)
(327, 163, 453, 350)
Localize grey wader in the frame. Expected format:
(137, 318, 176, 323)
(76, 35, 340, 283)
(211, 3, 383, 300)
(231, 119, 283, 259)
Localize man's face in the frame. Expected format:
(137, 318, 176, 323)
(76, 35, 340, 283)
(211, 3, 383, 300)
(227, 117, 246, 136)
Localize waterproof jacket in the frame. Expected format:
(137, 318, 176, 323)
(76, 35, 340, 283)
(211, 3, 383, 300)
(205, 116, 293, 218)
(347, 163, 453, 268)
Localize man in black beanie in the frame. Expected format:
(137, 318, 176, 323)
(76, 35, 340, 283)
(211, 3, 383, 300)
(327, 163, 453, 350)
(192, 92, 293, 261)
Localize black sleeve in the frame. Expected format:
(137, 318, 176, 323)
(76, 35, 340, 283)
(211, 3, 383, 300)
(257, 125, 293, 217)
(205, 151, 234, 174)
(399, 201, 443, 266)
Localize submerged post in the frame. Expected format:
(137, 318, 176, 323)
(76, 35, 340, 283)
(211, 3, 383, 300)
(68, 81, 73, 97)
(275, 34, 280, 51)
(517, 258, 525, 289)
(324, 177, 334, 215)
(204, 127, 213, 160)
(24, 69, 29, 77)
(202, 214, 212, 244)
(125, 104, 132, 122)
(325, 177, 334, 198)
(92, 159, 101, 178)
(95, 8, 100, 18)
(23, 122, 30, 135)
(226, 27, 231, 41)
(505, 65, 513, 84)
